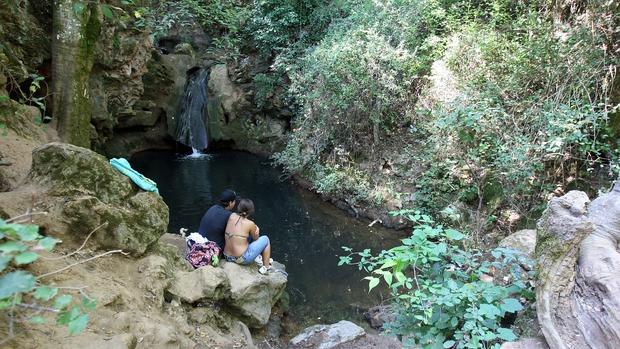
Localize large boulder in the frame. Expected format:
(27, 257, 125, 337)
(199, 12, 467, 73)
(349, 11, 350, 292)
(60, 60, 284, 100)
(24, 142, 168, 255)
(288, 320, 367, 349)
(167, 266, 229, 303)
(222, 261, 288, 328)
(499, 229, 537, 259)
(536, 183, 620, 349)
(165, 260, 288, 328)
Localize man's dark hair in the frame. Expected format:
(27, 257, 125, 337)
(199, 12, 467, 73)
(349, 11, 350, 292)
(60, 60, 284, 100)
(218, 189, 237, 205)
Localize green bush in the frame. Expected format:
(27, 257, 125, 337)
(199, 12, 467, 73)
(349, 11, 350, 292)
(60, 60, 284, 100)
(340, 212, 534, 348)
(0, 220, 95, 342)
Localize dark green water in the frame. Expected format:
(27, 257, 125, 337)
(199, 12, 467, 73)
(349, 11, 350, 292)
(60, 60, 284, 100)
(131, 150, 403, 329)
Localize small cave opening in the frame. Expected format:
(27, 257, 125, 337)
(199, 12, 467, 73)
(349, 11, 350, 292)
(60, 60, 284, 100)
(5, 59, 53, 123)
(156, 37, 180, 55)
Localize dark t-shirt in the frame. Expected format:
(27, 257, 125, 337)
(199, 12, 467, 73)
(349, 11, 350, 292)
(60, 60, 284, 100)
(198, 205, 232, 249)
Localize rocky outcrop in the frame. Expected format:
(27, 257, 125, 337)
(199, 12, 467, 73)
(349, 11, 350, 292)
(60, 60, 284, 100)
(0, 0, 51, 81)
(207, 63, 289, 154)
(535, 183, 620, 349)
(0, 97, 53, 191)
(167, 260, 288, 328)
(222, 261, 288, 328)
(15, 142, 168, 255)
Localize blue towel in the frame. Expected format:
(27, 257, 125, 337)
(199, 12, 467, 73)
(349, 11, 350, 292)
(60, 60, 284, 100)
(109, 158, 159, 194)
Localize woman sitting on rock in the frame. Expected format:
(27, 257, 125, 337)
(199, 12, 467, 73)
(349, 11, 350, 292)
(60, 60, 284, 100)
(223, 198, 272, 274)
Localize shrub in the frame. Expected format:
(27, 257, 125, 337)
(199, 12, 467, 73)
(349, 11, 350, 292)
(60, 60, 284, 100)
(340, 212, 534, 348)
(0, 219, 95, 344)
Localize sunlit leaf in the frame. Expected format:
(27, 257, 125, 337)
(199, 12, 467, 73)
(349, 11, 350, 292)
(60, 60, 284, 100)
(0, 255, 11, 272)
(14, 251, 39, 265)
(34, 286, 58, 301)
(0, 271, 36, 298)
(36, 237, 59, 251)
(445, 229, 465, 241)
(30, 316, 46, 324)
(68, 313, 89, 335)
(72, 2, 85, 15)
(443, 340, 456, 348)
(478, 303, 501, 319)
(0, 241, 28, 253)
(81, 297, 97, 310)
(496, 328, 517, 341)
(500, 298, 523, 313)
(364, 276, 380, 292)
(53, 294, 72, 310)
(101, 4, 114, 20)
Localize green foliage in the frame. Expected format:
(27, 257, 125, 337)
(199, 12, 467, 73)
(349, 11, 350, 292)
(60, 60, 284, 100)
(0, 220, 94, 338)
(125, 0, 249, 50)
(270, 0, 618, 235)
(340, 214, 534, 348)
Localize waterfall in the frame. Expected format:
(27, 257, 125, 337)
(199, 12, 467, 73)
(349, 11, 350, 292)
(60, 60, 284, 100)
(174, 68, 210, 151)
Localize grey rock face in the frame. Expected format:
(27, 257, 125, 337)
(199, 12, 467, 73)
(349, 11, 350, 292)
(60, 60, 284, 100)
(288, 320, 366, 349)
(166, 260, 288, 329)
(222, 261, 288, 328)
(536, 183, 620, 349)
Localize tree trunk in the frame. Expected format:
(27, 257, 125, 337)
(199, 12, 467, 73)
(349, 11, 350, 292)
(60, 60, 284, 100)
(52, 0, 100, 148)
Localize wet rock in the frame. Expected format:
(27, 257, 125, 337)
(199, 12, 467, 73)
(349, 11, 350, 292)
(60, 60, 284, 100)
(167, 266, 230, 303)
(499, 229, 537, 259)
(364, 304, 394, 329)
(222, 261, 288, 328)
(25, 142, 168, 255)
(288, 320, 366, 349)
(116, 109, 159, 129)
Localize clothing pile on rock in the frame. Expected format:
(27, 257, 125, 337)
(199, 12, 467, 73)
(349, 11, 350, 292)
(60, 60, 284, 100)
(182, 230, 221, 268)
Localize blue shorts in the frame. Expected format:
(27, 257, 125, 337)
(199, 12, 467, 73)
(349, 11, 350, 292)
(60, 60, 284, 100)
(240, 236, 269, 265)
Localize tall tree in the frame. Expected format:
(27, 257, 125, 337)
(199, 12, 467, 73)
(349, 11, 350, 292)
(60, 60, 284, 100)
(52, 1, 100, 148)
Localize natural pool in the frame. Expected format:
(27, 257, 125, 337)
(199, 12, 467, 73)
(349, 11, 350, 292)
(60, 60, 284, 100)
(131, 149, 403, 329)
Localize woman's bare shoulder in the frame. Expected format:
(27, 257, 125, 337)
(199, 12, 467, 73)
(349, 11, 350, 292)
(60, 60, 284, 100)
(243, 218, 256, 229)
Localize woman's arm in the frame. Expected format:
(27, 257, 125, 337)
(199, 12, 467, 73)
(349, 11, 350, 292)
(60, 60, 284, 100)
(249, 222, 260, 240)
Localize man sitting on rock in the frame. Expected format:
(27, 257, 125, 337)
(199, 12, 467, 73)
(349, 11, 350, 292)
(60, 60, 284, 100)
(198, 189, 237, 251)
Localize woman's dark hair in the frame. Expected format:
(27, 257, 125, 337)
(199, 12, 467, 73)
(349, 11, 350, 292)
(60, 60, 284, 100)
(237, 198, 255, 217)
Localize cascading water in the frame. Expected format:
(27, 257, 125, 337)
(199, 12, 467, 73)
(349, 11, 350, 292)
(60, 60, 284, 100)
(174, 68, 210, 152)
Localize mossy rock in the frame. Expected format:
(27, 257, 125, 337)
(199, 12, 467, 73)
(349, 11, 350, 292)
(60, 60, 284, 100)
(27, 142, 169, 255)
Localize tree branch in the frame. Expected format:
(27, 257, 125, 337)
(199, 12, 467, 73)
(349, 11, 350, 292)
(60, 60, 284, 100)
(37, 250, 128, 280)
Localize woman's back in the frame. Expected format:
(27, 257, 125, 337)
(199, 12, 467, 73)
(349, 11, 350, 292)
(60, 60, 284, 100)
(223, 213, 255, 257)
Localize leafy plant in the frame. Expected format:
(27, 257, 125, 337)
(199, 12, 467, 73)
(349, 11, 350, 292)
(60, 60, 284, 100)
(0, 219, 95, 344)
(339, 213, 534, 348)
